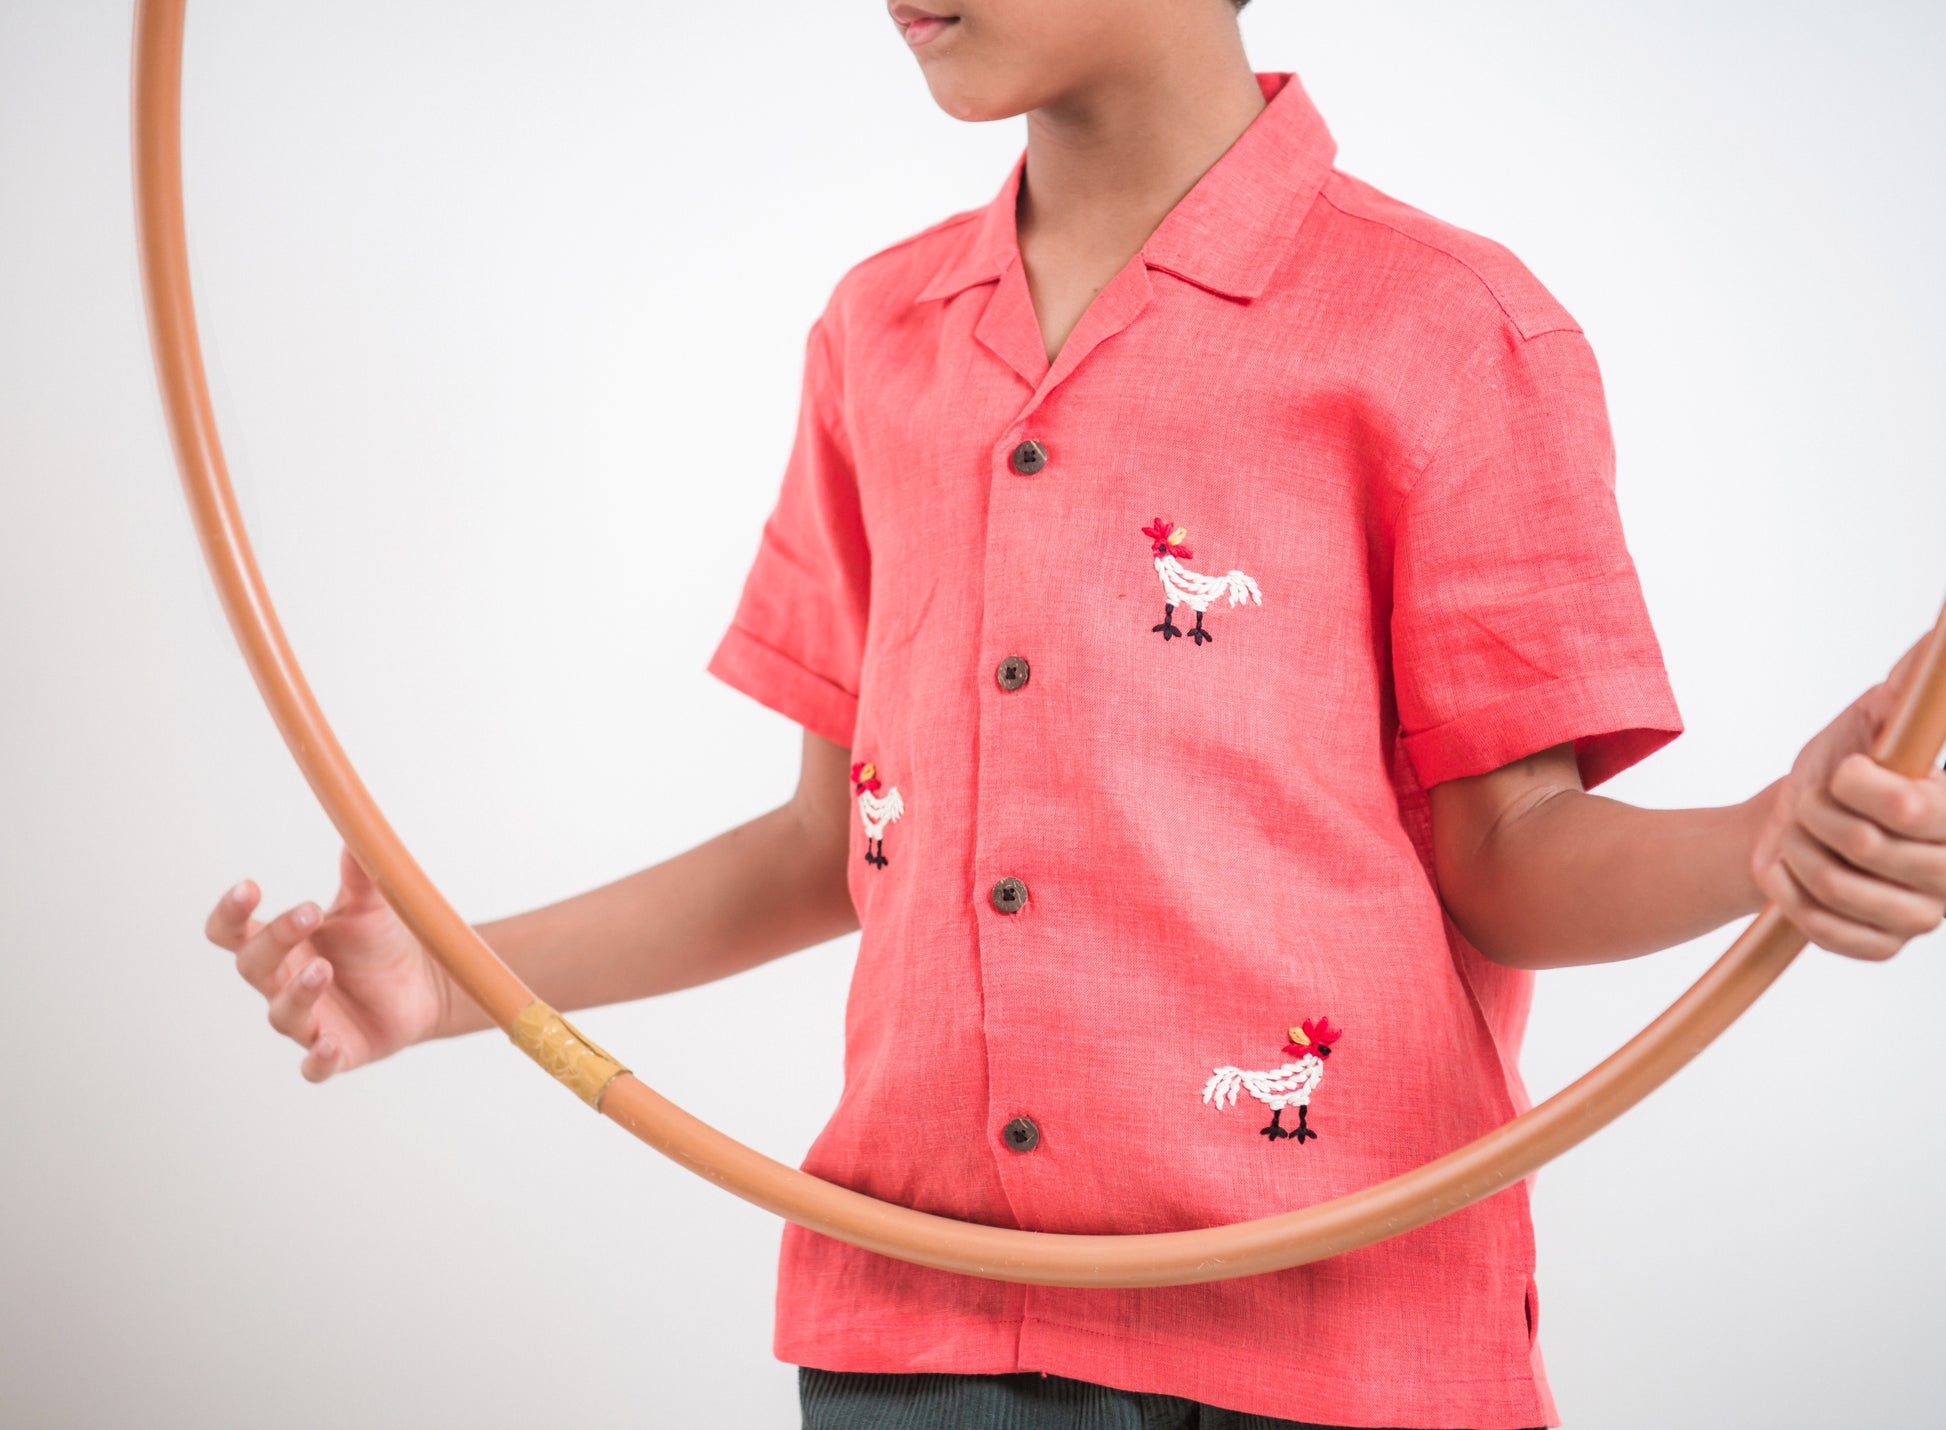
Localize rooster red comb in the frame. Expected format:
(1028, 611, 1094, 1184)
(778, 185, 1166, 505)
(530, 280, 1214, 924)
(850, 760, 881, 792)
(1140, 518, 1192, 560)
(1282, 1016, 1343, 1060)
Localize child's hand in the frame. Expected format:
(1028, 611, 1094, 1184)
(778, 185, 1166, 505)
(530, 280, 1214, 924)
(1751, 632, 1946, 960)
(202, 844, 455, 1080)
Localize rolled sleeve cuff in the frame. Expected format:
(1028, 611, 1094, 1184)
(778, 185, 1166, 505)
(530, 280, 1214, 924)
(1402, 665, 1683, 791)
(706, 622, 859, 751)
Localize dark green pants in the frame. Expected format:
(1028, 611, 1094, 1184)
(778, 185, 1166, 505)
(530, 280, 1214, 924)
(798, 1367, 1507, 1430)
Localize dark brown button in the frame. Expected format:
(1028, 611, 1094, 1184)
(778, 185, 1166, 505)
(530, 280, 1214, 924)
(989, 876, 1027, 914)
(996, 655, 1031, 692)
(1009, 439, 1047, 475)
(1002, 1115, 1040, 1152)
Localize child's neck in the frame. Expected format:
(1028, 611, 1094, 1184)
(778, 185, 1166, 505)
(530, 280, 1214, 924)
(1015, 37, 1266, 367)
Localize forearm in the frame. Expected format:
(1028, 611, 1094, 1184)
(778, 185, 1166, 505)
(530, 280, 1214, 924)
(427, 798, 857, 1040)
(1437, 778, 1780, 970)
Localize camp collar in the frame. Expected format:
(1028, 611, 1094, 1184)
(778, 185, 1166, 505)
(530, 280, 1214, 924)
(915, 70, 1338, 306)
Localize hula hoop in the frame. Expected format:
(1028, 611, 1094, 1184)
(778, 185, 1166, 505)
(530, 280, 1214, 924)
(131, 0, 1946, 1289)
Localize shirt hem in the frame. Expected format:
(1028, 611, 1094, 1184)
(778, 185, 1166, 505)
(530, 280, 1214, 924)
(706, 621, 859, 750)
(1402, 664, 1682, 791)
(778, 1311, 1557, 1429)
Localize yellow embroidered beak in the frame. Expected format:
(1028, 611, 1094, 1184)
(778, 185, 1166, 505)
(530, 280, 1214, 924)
(1169, 527, 1188, 546)
(1287, 1025, 1310, 1047)
(859, 763, 876, 782)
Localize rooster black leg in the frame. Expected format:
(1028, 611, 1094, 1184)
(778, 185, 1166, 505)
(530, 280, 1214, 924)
(864, 839, 888, 869)
(1259, 1108, 1291, 1141)
(1152, 602, 1182, 640)
(874, 840, 889, 868)
(1291, 1105, 1317, 1144)
(1188, 609, 1213, 646)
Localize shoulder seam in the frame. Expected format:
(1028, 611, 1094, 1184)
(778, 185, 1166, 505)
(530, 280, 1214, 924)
(1397, 326, 1589, 507)
(1316, 181, 1543, 338)
(844, 207, 984, 277)
(820, 205, 985, 360)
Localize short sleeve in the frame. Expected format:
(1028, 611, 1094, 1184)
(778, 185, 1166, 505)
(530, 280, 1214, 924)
(1391, 327, 1682, 790)
(705, 315, 869, 749)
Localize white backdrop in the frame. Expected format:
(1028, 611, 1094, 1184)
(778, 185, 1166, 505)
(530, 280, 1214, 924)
(3, 2, 1944, 1426)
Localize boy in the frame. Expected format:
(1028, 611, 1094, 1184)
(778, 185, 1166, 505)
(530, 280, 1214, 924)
(204, 2, 1946, 1426)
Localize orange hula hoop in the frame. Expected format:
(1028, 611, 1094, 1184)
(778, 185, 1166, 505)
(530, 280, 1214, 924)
(131, 0, 1946, 1289)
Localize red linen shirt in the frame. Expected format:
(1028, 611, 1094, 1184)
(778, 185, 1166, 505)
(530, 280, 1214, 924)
(707, 69, 1682, 1430)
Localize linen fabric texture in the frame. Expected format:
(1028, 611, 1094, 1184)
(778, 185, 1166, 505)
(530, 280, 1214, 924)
(707, 69, 1681, 1430)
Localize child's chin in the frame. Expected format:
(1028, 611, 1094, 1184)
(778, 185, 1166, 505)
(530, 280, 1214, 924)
(918, 70, 1038, 125)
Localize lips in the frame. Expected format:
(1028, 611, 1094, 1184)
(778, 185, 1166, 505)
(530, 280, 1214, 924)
(890, 3, 959, 47)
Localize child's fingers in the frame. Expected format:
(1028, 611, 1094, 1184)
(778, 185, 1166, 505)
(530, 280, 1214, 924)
(265, 957, 332, 1045)
(1761, 858, 1904, 961)
(299, 1034, 339, 1084)
(1828, 755, 1946, 843)
(204, 878, 264, 952)
(235, 902, 320, 992)
(1775, 824, 1944, 947)
(1798, 786, 1946, 898)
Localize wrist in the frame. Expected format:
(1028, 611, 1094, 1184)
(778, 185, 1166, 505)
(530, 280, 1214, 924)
(424, 954, 489, 1042)
(1734, 776, 1790, 917)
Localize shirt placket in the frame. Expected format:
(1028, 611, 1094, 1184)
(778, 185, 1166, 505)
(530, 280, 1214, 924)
(968, 250, 1155, 1239)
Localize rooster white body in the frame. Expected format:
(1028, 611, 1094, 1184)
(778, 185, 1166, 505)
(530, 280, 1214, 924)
(1202, 1055, 1325, 1115)
(1155, 552, 1262, 614)
(857, 786, 904, 842)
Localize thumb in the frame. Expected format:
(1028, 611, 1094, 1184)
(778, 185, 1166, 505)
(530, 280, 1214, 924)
(337, 843, 386, 911)
(1848, 623, 1945, 759)
(1886, 623, 1945, 701)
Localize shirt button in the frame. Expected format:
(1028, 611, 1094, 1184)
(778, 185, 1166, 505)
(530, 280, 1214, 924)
(1002, 1115, 1040, 1152)
(1009, 439, 1047, 475)
(995, 655, 1031, 691)
(989, 876, 1028, 913)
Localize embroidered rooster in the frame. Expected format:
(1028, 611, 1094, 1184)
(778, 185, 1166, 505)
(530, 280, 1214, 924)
(1143, 519, 1262, 644)
(851, 760, 903, 869)
(1202, 1017, 1343, 1143)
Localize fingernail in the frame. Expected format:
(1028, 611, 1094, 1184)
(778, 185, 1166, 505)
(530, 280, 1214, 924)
(301, 961, 326, 988)
(292, 905, 317, 929)
(231, 880, 252, 902)
(314, 1037, 335, 1059)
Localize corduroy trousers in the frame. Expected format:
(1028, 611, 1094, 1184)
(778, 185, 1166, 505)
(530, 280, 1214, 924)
(798, 1367, 1540, 1430)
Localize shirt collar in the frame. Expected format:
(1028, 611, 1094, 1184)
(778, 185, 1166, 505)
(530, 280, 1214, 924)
(915, 70, 1337, 306)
